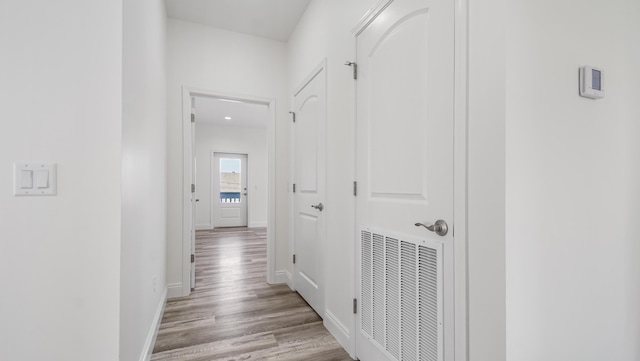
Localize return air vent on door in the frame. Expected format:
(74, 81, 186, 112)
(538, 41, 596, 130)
(360, 227, 443, 361)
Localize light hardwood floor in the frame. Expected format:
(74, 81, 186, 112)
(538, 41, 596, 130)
(151, 227, 353, 361)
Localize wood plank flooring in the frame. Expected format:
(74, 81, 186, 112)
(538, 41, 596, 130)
(152, 227, 353, 361)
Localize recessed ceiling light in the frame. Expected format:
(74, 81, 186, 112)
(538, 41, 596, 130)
(224, 116, 232, 120)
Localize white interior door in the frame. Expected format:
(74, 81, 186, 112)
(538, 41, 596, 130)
(355, 0, 455, 360)
(212, 153, 248, 228)
(293, 63, 326, 317)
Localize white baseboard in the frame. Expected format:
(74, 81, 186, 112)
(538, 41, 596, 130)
(324, 310, 355, 359)
(167, 282, 183, 299)
(274, 270, 293, 289)
(139, 287, 167, 361)
(196, 223, 212, 230)
(249, 221, 267, 228)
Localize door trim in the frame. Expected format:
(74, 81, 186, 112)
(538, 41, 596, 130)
(181, 86, 278, 296)
(350, 0, 469, 360)
(452, 0, 469, 359)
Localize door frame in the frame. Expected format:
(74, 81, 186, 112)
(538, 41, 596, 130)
(350, 0, 469, 360)
(181, 86, 278, 296)
(210, 151, 250, 229)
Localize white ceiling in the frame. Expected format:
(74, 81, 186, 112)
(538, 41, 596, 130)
(192, 96, 269, 129)
(165, 0, 312, 42)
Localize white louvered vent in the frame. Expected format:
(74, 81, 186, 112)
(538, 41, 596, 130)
(372, 233, 385, 346)
(360, 227, 443, 361)
(401, 240, 418, 361)
(361, 231, 373, 337)
(385, 237, 401, 360)
(419, 246, 439, 361)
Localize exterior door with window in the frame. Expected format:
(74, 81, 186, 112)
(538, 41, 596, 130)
(355, 0, 455, 360)
(212, 153, 248, 228)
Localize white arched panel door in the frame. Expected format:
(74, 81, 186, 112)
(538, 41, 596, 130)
(355, 0, 455, 360)
(293, 62, 326, 317)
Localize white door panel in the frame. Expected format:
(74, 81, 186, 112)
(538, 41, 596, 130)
(221, 208, 241, 219)
(293, 62, 326, 317)
(296, 97, 319, 191)
(356, 0, 454, 360)
(295, 212, 319, 295)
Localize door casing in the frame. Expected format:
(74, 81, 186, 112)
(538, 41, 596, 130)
(181, 87, 278, 296)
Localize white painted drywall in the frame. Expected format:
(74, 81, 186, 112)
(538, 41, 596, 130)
(286, 0, 383, 355)
(0, 1, 122, 360)
(121, 0, 168, 360)
(166, 19, 289, 296)
(467, 0, 507, 360)
(506, 1, 640, 360)
(195, 123, 268, 229)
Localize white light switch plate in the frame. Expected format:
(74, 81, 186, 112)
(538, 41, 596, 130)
(14, 163, 57, 196)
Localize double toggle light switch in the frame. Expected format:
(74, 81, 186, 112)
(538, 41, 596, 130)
(14, 163, 57, 196)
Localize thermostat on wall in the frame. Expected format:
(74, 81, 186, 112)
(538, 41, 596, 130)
(579, 66, 604, 99)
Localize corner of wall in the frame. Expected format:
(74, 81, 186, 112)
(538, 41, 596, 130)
(274, 269, 293, 289)
(196, 223, 212, 230)
(139, 287, 167, 361)
(323, 310, 355, 359)
(167, 283, 184, 299)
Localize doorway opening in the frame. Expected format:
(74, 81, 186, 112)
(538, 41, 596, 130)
(181, 88, 277, 296)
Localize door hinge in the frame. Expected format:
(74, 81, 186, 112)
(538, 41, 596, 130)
(289, 111, 296, 123)
(353, 298, 358, 314)
(191, 113, 195, 123)
(191, 183, 195, 193)
(353, 181, 357, 196)
(345, 61, 357, 80)
(293, 183, 296, 193)
(191, 254, 195, 263)
(293, 254, 296, 264)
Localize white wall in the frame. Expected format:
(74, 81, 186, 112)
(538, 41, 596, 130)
(121, 0, 168, 360)
(506, 1, 640, 360)
(166, 19, 289, 296)
(467, 0, 507, 359)
(0, 1, 122, 360)
(195, 123, 268, 229)
(286, 0, 382, 354)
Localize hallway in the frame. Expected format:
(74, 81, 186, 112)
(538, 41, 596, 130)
(151, 227, 352, 360)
